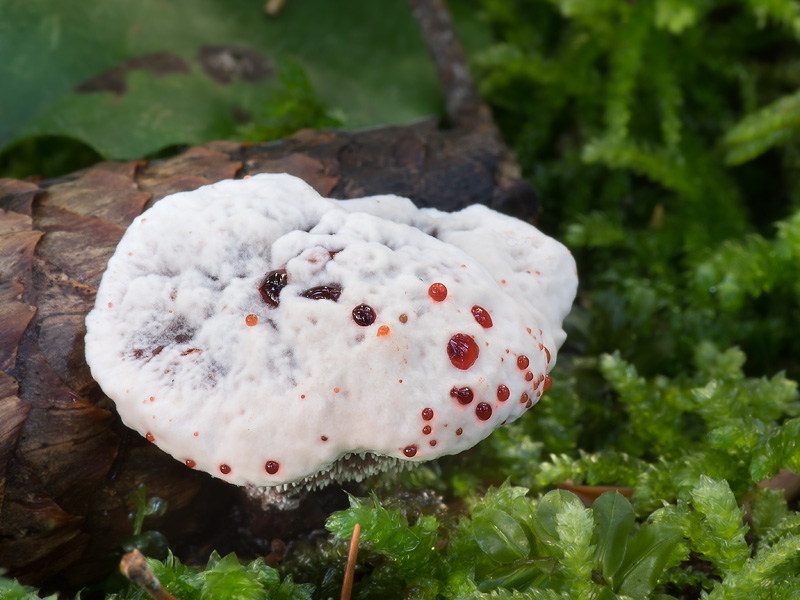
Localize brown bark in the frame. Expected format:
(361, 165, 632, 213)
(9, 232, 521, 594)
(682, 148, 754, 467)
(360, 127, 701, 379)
(0, 122, 538, 590)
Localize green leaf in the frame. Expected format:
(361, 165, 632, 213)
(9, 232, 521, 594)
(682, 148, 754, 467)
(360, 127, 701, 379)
(615, 523, 682, 597)
(533, 490, 586, 550)
(592, 491, 635, 583)
(472, 508, 532, 563)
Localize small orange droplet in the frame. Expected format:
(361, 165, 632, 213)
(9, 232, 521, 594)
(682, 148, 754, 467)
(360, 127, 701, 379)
(145, 432, 154, 442)
(245, 314, 258, 326)
(149, 396, 155, 402)
(185, 459, 196, 468)
(193, 431, 199, 437)
(301, 394, 306, 399)
(334, 387, 340, 393)
(525, 371, 533, 381)
(107, 302, 113, 308)
(377, 325, 390, 336)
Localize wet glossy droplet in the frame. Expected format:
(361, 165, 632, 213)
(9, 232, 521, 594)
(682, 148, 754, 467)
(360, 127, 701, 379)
(145, 432, 154, 442)
(259, 269, 288, 307)
(455, 428, 463, 436)
(422, 425, 432, 435)
(471, 305, 493, 328)
(447, 334, 479, 370)
(450, 386, 474, 405)
(219, 464, 231, 475)
(428, 283, 447, 301)
(525, 371, 533, 382)
(265, 460, 280, 474)
(475, 402, 492, 421)
(517, 355, 529, 370)
(497, 384, 510, 401)
(403, 445, 418, 458)
(544, 346, 551, 364)
(352, 304, 376, 326)
(422, 408, 434, 421)
(185, 459, 196, 468)
(520, 392, 529, 404)
(245, 314, 258, 326)
(543, 375, 552, 391)
(377, 325, 390, 336)
(300, 284, 342, 301)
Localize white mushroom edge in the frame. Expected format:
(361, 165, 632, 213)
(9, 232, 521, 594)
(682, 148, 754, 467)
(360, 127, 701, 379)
(85, 173, 578, 489)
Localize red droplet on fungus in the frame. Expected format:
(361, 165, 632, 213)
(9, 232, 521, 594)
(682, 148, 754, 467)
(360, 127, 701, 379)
(422, 425, 432, 435)
(377, 325, 390, 336)
(455, 428, 463, 436)
(321, 435, 328, 441)
(403, 445, 418, 457)
(520, 392, 529, 404)
(450, 386, 474, 405)
(471, 305, 493, 328)
(145, 432, 154, 442)
(544, 346, 551, 364)
(543, 375, 552, 391)
(422, 408, 434, 421)
(300, 284, 342, 301)
(259, 269, 288, 307)
(245, 314, 258, 326)
(447, 334, 479, 369)
(265, 460, 280, 474)
(430, 440, 437, 447)
(525, 399, 533, 408)
(517, 355, 529, 370)
(525, 371, 534, 381)
(475, 402, 492, 421)
(428, 283, 447, 301)
(352, 304, 377, 326)
(219, 464, 231, 474)
(497, 384, 510, 401)
(185, 459, 196, 468)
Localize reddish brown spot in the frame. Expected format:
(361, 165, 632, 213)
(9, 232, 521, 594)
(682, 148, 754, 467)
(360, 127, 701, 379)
(403, 445, 418, 457)
(185, 459, 196, 468)
(447, 334, 479, 370)
(544, 346, 551, 364)
(219, 464, 231, 475)
(428, 282, 448, 301)
(526, 327, 532, 334)
(543, 375, 552, 391)
(422, 425, 432, 435)
(399, 313, 408, 323)
(334, 387, 340, 393)
(422, 408, 434, 421)
(107, 302, 113, 308)
(245, 314, 258, 326)
(377, 325, 390, 336)
(525, 371, 534, 381)
(145, 432, 154, 442)
(321, 435, 328, 441)
(430, 440, 437, 447)
(475, 402, 492, 421)
(517, 355, 529, 370)
(352, 304, 376, 326)
(535, 374, 544, 388)
(300, 284, 342, 301)
(497, 384, 510, 401)
(456, 428, 463, 436)
(450, 386, 474, 405)
(193, 431, 199, 437)
(149, 396, 155, 402)
(259, 269, 288, 307)
(525, 399, 533, 408)
(471, 305, 493, 328)
(520, 392, 529, 404)
(538, 342, 544, 351)
(265, 461, 280, 474)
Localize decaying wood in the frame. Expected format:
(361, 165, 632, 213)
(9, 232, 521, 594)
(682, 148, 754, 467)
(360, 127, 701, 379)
(0, 122, 538, 589)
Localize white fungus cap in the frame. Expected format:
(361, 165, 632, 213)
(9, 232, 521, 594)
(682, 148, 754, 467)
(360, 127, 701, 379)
(85, 174, 578, 491)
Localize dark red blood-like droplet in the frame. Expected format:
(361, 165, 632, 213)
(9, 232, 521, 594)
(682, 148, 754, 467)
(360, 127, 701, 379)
(321, 435, 328, 441)
(471, 305, 493, 328)
(185, 459, 196, 468)
(475, 402, 492, 420)
(450, 386, 474, 405)
(543, 375, 552, 391)
(219, 464, 231, 475)
(520, 392, 529, 404)
(428, 283, 447, 301)
(517, 355, 529, 370)
(422, 408, 434, 421)
(259, 269, 288, 307)
(352, 304, 376, 326)
(456, 428, 463, 436)
(145, 432, 154, 442)
(430, 440, 437, 447)
(403, 445, 418, 457)
(422, 425, 432, 435)
(447, 334, 479, 370)
(300, 284, 342, 301)
(525, 371, 534, 381)
(497, 384, 510, 401)
(265, 460, 280, 474)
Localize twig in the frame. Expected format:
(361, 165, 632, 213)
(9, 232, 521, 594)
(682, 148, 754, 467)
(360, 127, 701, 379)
(120, 549, 178, 600)
(341, 522, 361, 600)
(406, 0, 495, 132)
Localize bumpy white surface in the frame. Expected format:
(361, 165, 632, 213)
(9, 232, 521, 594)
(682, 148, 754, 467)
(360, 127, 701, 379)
(85, 174, 578, 487)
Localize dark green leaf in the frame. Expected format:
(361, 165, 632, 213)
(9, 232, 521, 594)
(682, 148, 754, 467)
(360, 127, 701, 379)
(473, 508, 532, 563)
(616, 523, 682, 597)
(592, 491, 635, 583)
